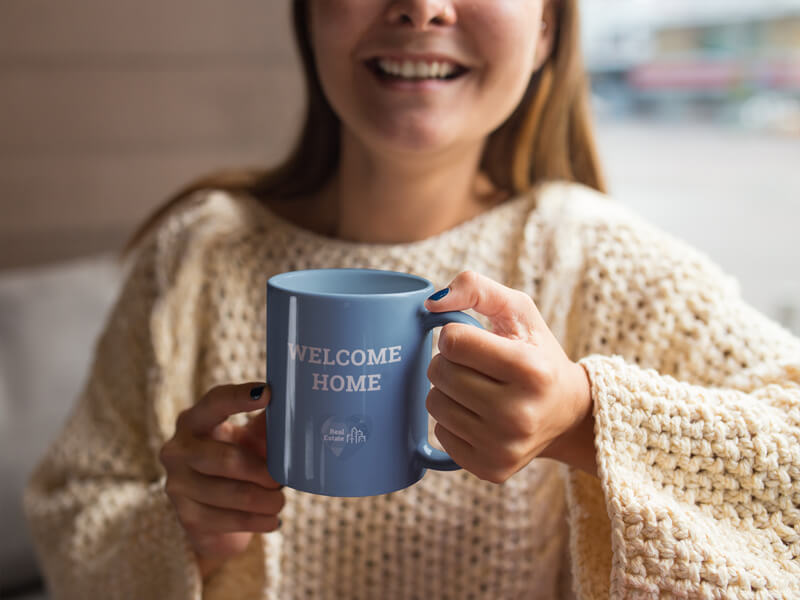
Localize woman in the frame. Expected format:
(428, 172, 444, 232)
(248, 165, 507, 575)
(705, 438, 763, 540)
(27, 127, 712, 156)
(24, 1, 800, 598)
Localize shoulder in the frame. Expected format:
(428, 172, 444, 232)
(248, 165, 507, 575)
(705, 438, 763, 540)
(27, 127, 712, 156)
(537, 180, 741, 300)
(535, 179, 644, 232)
(124, 188, 266, 290)
(150, 188, 262, 256)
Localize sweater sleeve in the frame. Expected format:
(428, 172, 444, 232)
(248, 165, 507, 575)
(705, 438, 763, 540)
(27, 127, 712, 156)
(563, 212, 800, 598)
(21, 232, 208, 600)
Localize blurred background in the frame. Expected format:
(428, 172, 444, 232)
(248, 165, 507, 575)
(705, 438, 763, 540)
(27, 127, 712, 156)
(1, 0, 798, 597)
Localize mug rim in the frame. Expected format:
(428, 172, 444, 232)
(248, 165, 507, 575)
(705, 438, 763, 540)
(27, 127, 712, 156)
(267, 268, 433, 299)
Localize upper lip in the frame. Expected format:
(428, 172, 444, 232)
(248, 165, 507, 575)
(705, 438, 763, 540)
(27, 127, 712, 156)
(366, 53, 470, 69)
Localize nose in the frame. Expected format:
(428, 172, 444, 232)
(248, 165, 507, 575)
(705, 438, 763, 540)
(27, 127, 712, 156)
(385, 0, 457, 28)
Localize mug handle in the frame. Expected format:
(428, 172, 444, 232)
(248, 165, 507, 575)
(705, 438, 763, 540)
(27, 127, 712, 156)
(415, 310, 484, 471)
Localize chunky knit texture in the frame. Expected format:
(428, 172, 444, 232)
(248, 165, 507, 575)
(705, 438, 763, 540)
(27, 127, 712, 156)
(23, 180, 800, 599)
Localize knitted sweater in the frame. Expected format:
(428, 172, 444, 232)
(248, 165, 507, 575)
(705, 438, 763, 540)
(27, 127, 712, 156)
(23, 180, 800, 599)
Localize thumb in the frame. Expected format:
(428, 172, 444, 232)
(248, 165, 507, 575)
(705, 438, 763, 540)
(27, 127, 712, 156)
(423, 270, 543, 339)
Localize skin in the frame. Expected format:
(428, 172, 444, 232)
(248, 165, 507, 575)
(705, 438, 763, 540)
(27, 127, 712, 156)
(160, 384, 282, 580)
(300, 0, 597, 480)
(162, 0, 597, 582)
(276, 0, 557, 242)
(423, 271, 597, 485)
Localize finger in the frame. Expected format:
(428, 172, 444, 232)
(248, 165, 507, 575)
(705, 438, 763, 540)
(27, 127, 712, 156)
(208, 413, 268, 462)
(424, 270, 543, 339)
(237, 413, 268, 461)
(433, 422, 476, 472)
(178, 496, 281, 535)
(176, 468, 285, 516)
(425, 386, 485, 447)
(435, 423, 514, 485)
(214, 411, 268, 461)
(426, 352, 503, 417)
(180, 382, 270, 436)
(186, 436, 281, 490)
(436, 322, 538, 384)
(245, 409, 267, 439)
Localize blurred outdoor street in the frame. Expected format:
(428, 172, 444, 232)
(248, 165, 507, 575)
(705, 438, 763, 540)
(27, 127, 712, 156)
(583, 0, 800, 333)
(596, 118, 799, 331)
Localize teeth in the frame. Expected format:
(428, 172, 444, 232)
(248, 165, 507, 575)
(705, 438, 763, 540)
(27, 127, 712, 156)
(376, 58, 459, 79)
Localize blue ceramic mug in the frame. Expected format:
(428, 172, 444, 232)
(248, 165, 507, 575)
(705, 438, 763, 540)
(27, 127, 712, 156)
(265, 268, 483, 497)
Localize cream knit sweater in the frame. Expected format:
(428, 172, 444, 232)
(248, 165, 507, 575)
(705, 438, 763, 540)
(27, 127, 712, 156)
(23, 180, 800, 599)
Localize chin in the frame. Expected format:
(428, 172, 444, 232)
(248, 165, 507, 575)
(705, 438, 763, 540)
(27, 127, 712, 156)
(368, 121, 460, 156)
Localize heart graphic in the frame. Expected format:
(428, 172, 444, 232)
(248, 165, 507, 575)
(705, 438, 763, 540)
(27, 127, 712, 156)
(321, 415, 371, 460)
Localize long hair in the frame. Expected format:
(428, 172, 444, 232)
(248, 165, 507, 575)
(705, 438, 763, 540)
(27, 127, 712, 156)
(121, 0, 605, 260)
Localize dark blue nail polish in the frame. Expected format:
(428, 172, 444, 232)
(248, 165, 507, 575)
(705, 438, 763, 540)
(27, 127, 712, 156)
(428, 288, 449, 301)
(250, 385, 265, 400)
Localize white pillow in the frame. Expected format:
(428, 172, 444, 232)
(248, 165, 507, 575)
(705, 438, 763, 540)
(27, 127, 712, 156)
(0, 253, 123, 589)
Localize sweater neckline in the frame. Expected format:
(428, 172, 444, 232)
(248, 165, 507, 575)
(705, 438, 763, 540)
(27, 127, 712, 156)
(241, 188, 537, 252)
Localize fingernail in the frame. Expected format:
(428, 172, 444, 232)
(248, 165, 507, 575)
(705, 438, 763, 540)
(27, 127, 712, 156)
(250, 385, 265, 400)
(277, 518, 283, 529)
(428, 288, 449, 301)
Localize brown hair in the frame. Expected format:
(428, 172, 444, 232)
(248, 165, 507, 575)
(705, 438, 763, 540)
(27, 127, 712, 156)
(121, 0, 605, 260)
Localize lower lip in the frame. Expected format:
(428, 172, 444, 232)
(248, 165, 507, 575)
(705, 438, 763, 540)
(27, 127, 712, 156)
(364, 62, 469, 92)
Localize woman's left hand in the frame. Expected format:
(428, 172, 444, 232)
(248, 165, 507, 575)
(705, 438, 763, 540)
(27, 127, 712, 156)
(424, 270, 597, 483)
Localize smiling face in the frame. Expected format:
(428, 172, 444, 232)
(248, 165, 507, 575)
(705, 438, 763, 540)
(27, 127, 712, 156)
(308, 0, 554, 157)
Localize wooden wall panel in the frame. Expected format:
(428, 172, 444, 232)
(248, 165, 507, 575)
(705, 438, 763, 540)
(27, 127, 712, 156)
(0, 1, 293, 59)
(0, 1, 304, 270)
(1, 151, 284, 230)
(0, 151, 266, 268)
(0, 66, 302, 156)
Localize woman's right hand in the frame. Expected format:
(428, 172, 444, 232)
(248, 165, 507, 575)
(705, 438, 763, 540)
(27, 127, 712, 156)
(159, 382, 284, 579)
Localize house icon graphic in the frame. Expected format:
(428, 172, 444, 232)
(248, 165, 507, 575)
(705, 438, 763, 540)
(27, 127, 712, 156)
(346, 426, 366, 445)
